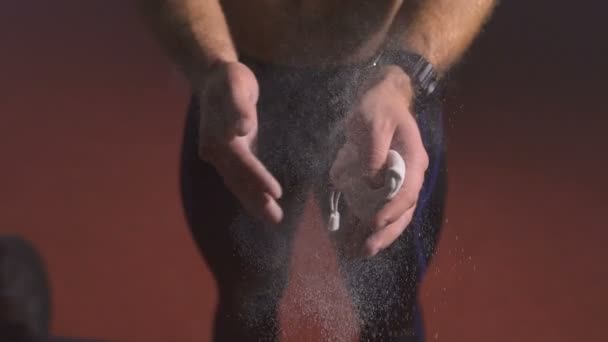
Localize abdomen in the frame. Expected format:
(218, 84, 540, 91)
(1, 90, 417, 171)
(220, 0, 405, 66)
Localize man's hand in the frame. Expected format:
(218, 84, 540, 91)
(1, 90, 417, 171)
(332, 65, 429, 257)
(198, 62, 283, 224)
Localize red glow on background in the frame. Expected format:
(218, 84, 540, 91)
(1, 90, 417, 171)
(0, 1, 605, 341)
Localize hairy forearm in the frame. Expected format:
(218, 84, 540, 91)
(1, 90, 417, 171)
(138, 0, 237, 87)
(393, 0, 497, 74)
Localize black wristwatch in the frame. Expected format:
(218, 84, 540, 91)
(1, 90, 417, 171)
(374, 50, 441, 98)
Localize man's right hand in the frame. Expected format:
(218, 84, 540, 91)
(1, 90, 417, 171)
(197, 61, 283, 224)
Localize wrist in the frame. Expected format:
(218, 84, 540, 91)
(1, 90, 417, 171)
(359, 64, 414, 105)
(190, 57, 240, 91)
(374, 49, 441, 98)
(196, 60, 259, 109)
(206, 51, 239, 70)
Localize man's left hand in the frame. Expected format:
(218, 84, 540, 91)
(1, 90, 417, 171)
(331, 65, 429, 257)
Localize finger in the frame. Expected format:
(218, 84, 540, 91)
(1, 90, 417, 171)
(223, 138, 283, 199)
(373, 152, 426, 230)
(347, 115, 394, 185)
(232, 189, 282, 225)
(261, 192, 284, 224)
(222, 176, 283, 224)
(217, 154, 283, 224)
(364, 206, 415, 257)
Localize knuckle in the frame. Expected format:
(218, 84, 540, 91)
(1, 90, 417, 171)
(401, 106, 414, 119)
(370, 117, 392, 136)
(358, 94, 383, 118)
(358, 97, 375, 114)
(423, 151, 430, 169)
(419, 150, 430, 170)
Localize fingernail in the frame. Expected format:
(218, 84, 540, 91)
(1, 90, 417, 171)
(263, 194, 284, 225)
(276, 186, 283, 199)
(363, 238, 380, 257)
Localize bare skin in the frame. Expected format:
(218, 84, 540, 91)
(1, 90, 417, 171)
(139, 0, 496, 256)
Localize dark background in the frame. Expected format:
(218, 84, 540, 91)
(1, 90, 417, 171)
(0, 0, 606, 341)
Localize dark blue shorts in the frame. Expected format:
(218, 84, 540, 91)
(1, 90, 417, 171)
(180, 56, 447, 342)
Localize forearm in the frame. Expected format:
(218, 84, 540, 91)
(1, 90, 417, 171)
(392, 0, 497, 74)
(138, 0, 237, 87)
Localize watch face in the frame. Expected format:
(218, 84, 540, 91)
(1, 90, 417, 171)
(427, 80, 438, 95)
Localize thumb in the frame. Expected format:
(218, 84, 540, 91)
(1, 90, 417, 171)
(226, 63, 259, 136)
(350, 122, 393, 188)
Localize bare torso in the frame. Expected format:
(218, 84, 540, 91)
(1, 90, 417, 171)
(220, 0, 407, 66)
